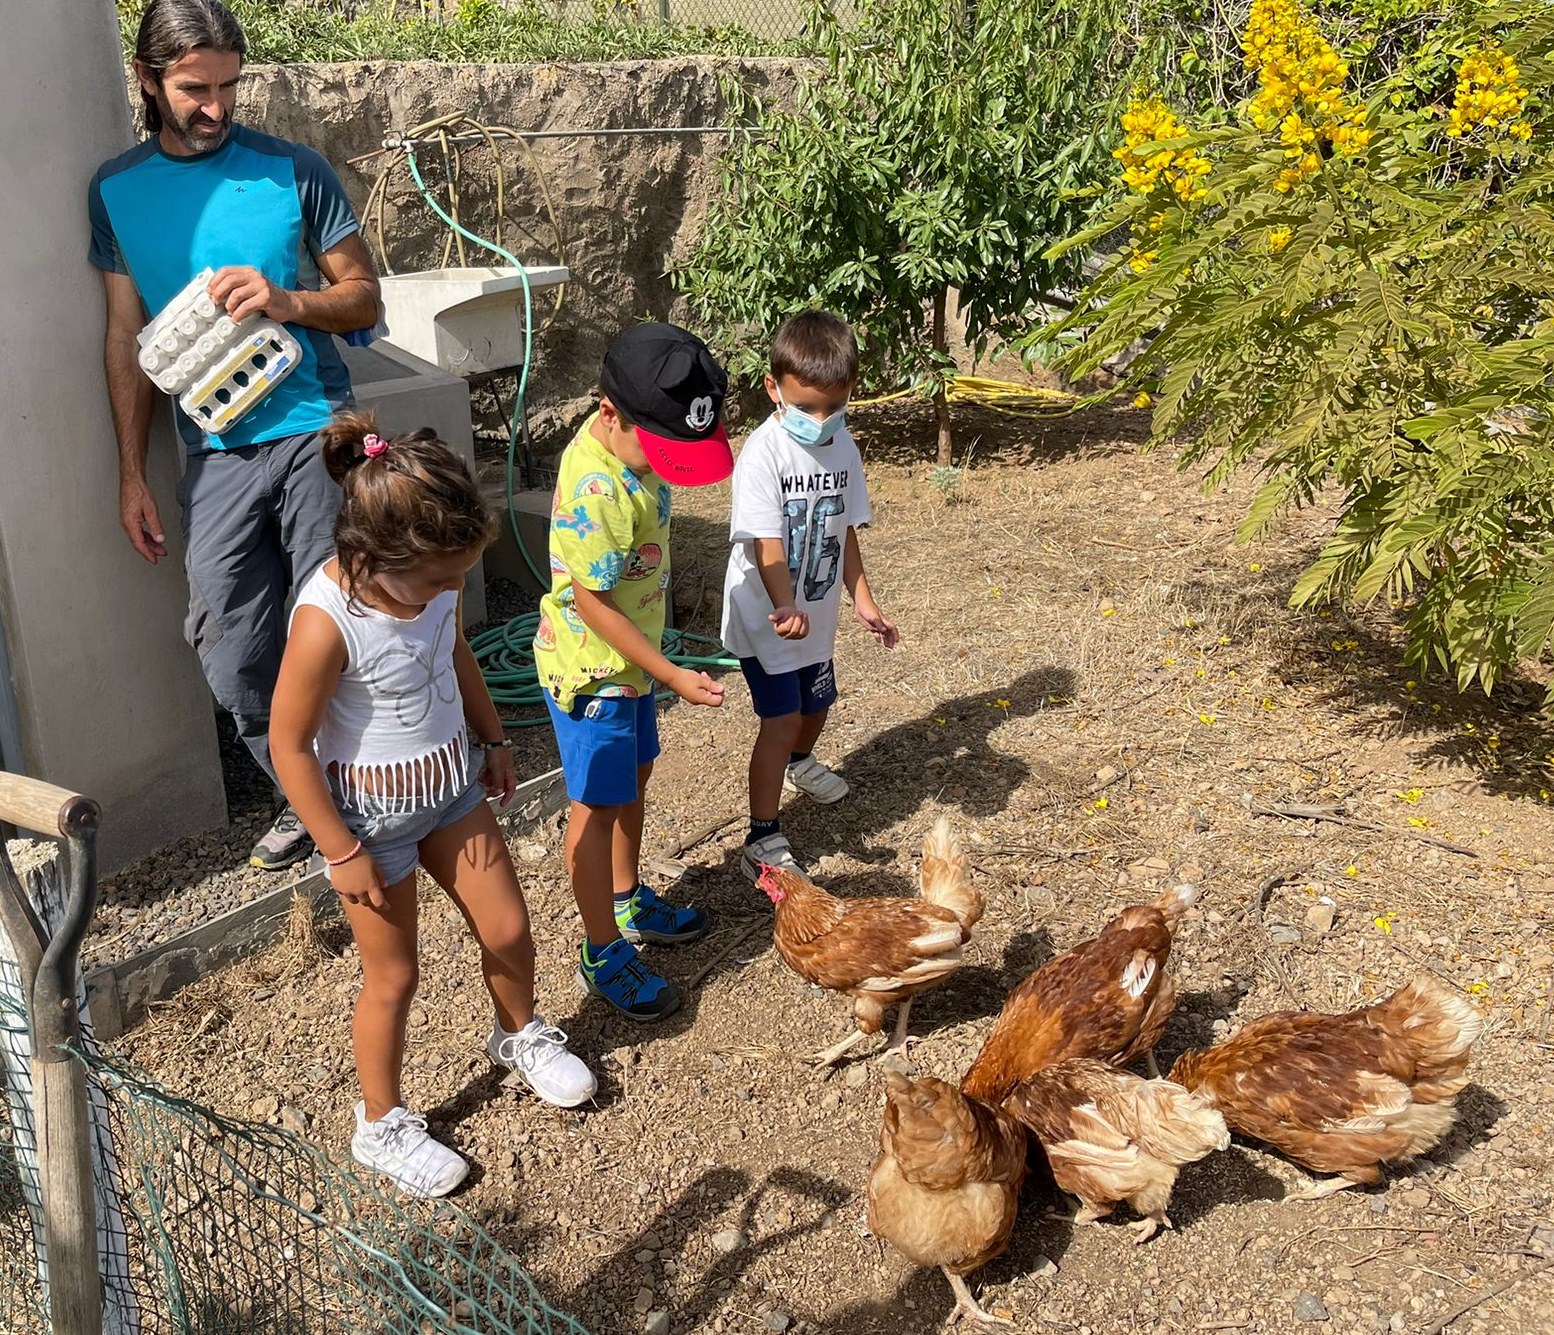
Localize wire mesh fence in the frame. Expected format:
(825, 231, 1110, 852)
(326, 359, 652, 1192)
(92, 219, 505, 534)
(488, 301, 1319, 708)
(0, 983, 590, 1335)
(546, 0, 858, 42)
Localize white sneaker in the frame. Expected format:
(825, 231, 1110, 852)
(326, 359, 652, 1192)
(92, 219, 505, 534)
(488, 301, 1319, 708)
(784, 755, 850, 804)
(350, 1103, 469, 1198)
(487, 1016, 597, 1108)
(741, 831, 803, 884)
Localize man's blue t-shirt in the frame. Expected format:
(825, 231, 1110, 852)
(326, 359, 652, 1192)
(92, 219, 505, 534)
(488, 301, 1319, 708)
(88, 124, 360, 453)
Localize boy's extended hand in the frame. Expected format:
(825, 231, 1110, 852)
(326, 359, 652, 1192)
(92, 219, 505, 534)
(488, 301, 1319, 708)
(670, 667, 725, 708)
(769, 605, 810, 640)
(332, 851, 390, 910)
(854, 594, 899, 648)
(481, 746, 518, 807)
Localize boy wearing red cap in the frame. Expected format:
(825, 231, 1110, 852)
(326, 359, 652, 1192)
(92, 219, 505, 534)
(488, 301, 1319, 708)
(535, 323, 733, 1021)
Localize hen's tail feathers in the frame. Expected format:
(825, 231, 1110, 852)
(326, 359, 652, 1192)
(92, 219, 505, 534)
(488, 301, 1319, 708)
(1127, 1079, 1232, 1164)
(1372, 975, 1485, 1089)
(920, 814, 984, 933)
(1153, 882, 1199, 926)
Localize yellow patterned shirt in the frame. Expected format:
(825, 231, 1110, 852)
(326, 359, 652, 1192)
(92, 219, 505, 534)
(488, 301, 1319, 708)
(534, 415, 672, 711)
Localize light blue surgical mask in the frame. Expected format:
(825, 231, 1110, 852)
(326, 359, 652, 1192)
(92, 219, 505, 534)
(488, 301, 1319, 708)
(776, 389, 847, 447)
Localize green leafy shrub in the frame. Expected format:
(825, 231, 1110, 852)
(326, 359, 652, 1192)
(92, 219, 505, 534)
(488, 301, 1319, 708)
(1045, 0, 1554, 695)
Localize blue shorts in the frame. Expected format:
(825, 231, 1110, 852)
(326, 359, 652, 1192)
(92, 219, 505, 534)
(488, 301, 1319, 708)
(545, 691, 662, 806)
(329, 776, 488, 888)
(739, 657, 838, 720)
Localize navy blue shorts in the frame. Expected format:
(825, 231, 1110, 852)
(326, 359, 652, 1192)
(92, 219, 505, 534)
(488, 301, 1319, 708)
(739, 657, 838, 719)
(545, 691, 662, 806)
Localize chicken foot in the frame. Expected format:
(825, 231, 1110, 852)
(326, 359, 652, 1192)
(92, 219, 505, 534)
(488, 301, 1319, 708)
(811, 1029, 870, 1067)
(1127, 1212, 1173, 1244)
(943, 1269, 1010, 1327)
(1285, 1175, 1360, 1202)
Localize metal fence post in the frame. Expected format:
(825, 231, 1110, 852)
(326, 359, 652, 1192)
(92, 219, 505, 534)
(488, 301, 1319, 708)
(0, 773, 103, 1335)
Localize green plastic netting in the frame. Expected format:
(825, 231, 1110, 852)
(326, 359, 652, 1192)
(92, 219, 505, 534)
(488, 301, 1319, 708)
(0, 985, 589, 1335)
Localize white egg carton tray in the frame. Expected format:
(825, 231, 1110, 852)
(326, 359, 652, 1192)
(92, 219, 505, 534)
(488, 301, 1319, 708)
(137, 268, 301, 436)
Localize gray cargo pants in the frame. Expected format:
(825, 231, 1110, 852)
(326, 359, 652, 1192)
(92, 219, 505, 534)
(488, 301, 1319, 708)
(178, 429, 341, 785)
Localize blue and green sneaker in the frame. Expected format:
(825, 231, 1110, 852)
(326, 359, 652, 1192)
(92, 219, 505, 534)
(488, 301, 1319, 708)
(576, 937, 681, 1022)
(613, 883, 709, 946)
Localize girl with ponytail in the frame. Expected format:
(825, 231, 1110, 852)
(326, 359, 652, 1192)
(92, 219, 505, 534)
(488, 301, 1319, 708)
(270, 412, 596, 1197)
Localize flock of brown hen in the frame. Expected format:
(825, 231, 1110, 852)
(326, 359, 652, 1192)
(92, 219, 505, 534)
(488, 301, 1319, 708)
(754, 818, 1486, 1326)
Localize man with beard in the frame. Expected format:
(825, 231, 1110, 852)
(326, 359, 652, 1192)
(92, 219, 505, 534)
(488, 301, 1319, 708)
(88, 0, 381, 871)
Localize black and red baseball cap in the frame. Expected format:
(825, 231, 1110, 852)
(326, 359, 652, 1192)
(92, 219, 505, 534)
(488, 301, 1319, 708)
(600, 322, 733, 487)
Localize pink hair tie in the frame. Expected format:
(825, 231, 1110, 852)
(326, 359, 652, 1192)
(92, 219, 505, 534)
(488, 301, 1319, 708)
(362, 433, 388, 458)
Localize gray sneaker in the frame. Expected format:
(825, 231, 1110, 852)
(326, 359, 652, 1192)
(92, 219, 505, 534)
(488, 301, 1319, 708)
(249, 806, 314, 871)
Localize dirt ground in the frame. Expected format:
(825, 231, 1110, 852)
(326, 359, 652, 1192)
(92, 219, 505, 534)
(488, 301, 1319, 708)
(120, 400, 1554, 1335)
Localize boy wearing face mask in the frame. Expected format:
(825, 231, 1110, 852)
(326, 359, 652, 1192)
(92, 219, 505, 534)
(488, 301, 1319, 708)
(722, 310, 899, 882)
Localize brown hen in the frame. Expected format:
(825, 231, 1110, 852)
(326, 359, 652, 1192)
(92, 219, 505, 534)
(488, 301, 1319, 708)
(1004, 1058, 1228, 1242)
(1169, 975, 1484, 1199)
(961, 883, 1196, 1103)
(757, 815, 981, 1066)
(867, 1071, 1028, 1326)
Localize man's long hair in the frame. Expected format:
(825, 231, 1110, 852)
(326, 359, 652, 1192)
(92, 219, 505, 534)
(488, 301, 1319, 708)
(133, 0, 247, 134)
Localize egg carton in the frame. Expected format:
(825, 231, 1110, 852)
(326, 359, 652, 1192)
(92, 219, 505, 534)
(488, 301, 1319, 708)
(137, 268, 301, 436)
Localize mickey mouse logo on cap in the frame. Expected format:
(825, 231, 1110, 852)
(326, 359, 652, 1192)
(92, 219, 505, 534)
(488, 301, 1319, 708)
(686, 396, 715, 432)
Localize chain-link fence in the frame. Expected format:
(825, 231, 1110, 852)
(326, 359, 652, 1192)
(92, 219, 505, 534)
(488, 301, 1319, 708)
(546, 1, 858, 43)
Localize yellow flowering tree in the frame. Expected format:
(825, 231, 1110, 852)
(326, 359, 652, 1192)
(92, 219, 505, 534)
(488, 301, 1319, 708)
(1045, 0, 1554, 695)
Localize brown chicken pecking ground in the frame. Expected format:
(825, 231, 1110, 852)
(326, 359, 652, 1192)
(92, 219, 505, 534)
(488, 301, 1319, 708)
(121, 398, 1554, 1335)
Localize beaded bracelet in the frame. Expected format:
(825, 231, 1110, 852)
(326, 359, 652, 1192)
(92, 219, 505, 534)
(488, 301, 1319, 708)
(471, 738, 513, 751)
(325, 839, 363, 867)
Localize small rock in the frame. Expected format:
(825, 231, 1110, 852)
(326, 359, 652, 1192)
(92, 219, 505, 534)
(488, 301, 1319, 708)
(515, 841, 548, 864)
(1304, 902, 1337, 935)
(408, 1007, 428, 1029)
(249, 1095, 279, 1121)
(1094, 765, 1120, 786)
(1294, 1292, 1329, 1322)
(711, 1229, 747, 1255)
(1191, 809, 1211, 833)
(279, 1106, 310, 1136)
(633, 1287, 655, 1315)
(1177, 862, 1204, 883)
(644, 1312, 670, 1335)
(763, 1313, 792, 1333)
(635, 1249, 657, 1265)
(1400, 1187, 1431, 1208)
(819, 1091, 842, 1112)
(252, 988, 275, 1002)
(1031, 1255, 1059, 1278)
(1268, 923, 1302, 945)
(1369, 1195, 1388, 1216)
(1167, 1298, 1184, 1315)
(1332, 1265, 1355, 1282)
(843, 1064, 869, 1089)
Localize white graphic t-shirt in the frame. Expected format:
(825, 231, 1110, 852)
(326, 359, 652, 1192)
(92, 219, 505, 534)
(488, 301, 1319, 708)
(721, 414, 873, 673)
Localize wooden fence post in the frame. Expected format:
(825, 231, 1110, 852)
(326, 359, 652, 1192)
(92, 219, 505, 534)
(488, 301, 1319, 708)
(0, 773, 105, 1335)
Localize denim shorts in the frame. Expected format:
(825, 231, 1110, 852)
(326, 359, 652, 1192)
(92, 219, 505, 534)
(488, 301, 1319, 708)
(329, 776, 488, 887)
(739, 657, 839, 719)
(544, 691, 661, 807)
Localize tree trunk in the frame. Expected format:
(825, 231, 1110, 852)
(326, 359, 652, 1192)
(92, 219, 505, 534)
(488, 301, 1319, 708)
(931, 286, 953, 468)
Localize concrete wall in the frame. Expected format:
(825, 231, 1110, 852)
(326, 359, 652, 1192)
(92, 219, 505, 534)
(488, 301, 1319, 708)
(239, 57, 803, 439)
(0, 2, 227, 869)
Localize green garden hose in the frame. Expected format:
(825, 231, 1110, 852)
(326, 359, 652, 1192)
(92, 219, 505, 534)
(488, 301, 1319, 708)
(402, 145, 738, 726)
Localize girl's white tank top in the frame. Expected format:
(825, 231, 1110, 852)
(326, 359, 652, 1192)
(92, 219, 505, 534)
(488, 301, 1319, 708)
(291, 563, 474, 815)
